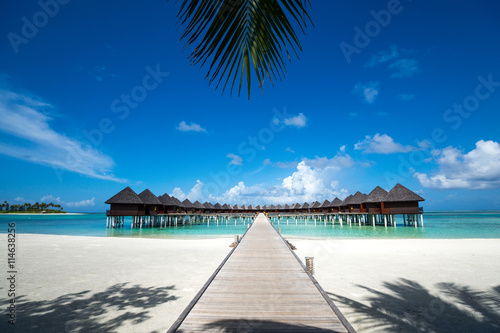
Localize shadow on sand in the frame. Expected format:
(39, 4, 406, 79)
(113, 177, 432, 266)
(327, 278, 500, 333)
(0, 282, 177, 332)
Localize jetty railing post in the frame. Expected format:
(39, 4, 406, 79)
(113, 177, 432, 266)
(305, 257, 314, 275)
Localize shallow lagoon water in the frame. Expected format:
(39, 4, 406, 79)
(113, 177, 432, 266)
(1, 211, 500, 239)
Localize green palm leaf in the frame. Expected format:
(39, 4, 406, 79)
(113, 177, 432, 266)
(174, 0, 313, 98)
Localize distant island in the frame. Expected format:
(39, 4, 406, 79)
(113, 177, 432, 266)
(0, 201, 66, 214)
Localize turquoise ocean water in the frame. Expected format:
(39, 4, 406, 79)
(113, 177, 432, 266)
(1, 211, 500, 239)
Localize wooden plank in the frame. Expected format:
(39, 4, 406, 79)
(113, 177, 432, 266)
(169, 213, 356, 333)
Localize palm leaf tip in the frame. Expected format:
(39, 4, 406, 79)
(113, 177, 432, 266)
(175, 0, 313, 99)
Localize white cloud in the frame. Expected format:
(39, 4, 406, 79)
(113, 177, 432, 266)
(366, 45, 399, 67)
(0, 89, 125, 182)
(14, 196, 25, 202)
(37, 195, 95, 208)
(66, 197, 96, 208)
(227, 153, 243, 166)
(354, 81, 380, 104)
(176, 121, 207, 133)
(170, 187, 187, 200)
(40, 195, 63, 203)
(389, 59, 419, 78)
(186, 180, 205, 202)
(414, 140, 500, 189)
(355, 134, 419, 154)
(210, 151, 354, 204)
(273, 113, 307, 128)
(285, 147, 295, 153)
(366, 45, 419, 79)
(284, 113, 307, 128)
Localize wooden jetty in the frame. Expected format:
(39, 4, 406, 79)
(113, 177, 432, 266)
(169, 213, 356, 333)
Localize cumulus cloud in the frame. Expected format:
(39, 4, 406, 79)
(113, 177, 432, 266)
(284, 113, 307, 127)
(14, 196, 26, 202)
(366, 45, 419, 78)
(285, 147, 295, 153)
(186, 180, 205, 201)
(354, 81, 380, 104)
(355, 134, 421, 154)
(170, 187, 187, 200)
(176, 121, 207, 133)
(389, 59, 419, 78)
(366, 45, 400, 67)
(414, 140, 500, 189)
(226, 153, 243, 166)
(37, 195, 95, 208)
(0, 89, 125, 182)
(210, 151, 353, 204)
(66, 197, 96, 208)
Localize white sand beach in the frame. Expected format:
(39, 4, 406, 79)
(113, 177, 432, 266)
(1, 235, 499, 332)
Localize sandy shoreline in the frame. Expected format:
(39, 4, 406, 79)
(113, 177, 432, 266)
(1, 235, 499, 332)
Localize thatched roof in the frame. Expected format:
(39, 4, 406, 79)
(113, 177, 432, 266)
(171, 197, 185, 207)
(105, 186, 142, 204)
(214, 203, 222, 209)
(248, 205, 255, 210)
(350, 191, 367, 205)
(310, 201, 320, 209)
(318, 200, 330, 208)
(158, 193, 177, 206)
(364, 186, 388, 203)
(241, 205, 248, 210)
(269, 204, 275, 209)
(300, 202, 309, 209)
(262, 205, 268, 210)
(284, 204, 290, 210)
(328, 198, 342, 207)
(340, 195, 354, 206)
(221, 204, 231, 210)
(203, 202, 212, 209)
(276, 204, 283, 210)
(385, 183, 424, 202)
(193, 201, 205, 209)
(138, 189, 162, 205)
(182, 198, 195, 208)
(255, 205, 262, 210)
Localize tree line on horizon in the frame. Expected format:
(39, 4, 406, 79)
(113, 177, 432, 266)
(0, 201, 66, 213)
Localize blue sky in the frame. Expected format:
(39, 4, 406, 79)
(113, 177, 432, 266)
(1, 0, 500, 212)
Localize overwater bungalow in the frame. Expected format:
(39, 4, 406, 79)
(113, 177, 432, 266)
(105, 186, 145, 216)
(382, 183, 424, 214)
(138, 189, 162, 216)
(347, 192, 367, 213)
(328, 198, 341, 213)
(318, 200, 330, 213)
(158, 193, 178, 214)
(309, 201, 320, 213)
(299, 202, 309, 213)
(170, 196, 185, 213)
(364, 186, 388, 214)
(339, 195, 353, 213)
(193, 201, 205, 213)
(214, 203, 223, 213)
(182, 199, 196, 214)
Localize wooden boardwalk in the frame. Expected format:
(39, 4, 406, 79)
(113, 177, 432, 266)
(169, 213, 355, 333)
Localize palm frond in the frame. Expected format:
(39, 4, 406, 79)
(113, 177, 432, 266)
(175, 0, 313, 98)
